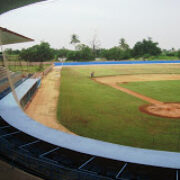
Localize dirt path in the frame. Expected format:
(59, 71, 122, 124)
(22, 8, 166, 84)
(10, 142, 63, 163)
(108, 83, 163, 105)
(94, 77, 163, 105)
(94, 74, 180, 105)
(95, 74, 180, 85)
(25, 67, 74, 134)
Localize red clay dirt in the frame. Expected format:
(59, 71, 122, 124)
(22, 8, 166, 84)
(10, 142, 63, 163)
(140, 103, 180, 119)
(94, 74, 180, 118)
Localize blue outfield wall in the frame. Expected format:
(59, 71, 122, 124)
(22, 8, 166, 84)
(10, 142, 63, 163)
(54, 60, 180, 66)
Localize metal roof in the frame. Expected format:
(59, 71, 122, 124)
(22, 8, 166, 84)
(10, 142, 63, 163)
(0, 0, 46, 15)
(0, 27, 34, 45)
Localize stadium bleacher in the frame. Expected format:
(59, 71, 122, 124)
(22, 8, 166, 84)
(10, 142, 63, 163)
(5, 132, 38, 148)
(0, 115, 179, 180)
(0, 61, 179, 179)
(0, 65, 26, 100)
(118, 163, 177, 180)
(80, 157, 125, 179)
(21, 141, 57, 157)
(43, 147, 92, 169)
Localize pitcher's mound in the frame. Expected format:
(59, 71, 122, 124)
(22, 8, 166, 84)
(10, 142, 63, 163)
(140, 103, 180, 118)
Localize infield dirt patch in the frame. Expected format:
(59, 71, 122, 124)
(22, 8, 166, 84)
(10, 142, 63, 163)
(140, 103, 180, 118)
(94, 74, 180, 118)
(95, 74, 180, 84)
(25, 67, 74, 134)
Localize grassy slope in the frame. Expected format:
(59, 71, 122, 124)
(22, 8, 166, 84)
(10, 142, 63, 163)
(130, 55, 179, 60)
(8, 64, 50, 73)
(57, 64, 180, 152)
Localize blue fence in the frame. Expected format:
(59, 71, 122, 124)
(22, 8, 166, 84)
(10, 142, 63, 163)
(54, 60, 180, 66)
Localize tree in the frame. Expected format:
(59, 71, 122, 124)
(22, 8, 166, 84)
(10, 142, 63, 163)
(133, 38, 161, 57)
(79, 45, 94, 61)
(57, 48, 69, 58)
(177, 50, 180, 59)
(66, 45, 94, 61)
(119, 38, 129, 51)
(20, 42, 54, 62)
(118, 38, 131, 59)
(70, 34, 80, 49)
(5, 48, 20, 55)
(100, 47, 124, 60)
(76, 44, 87, 51)
(90, 34, 101, 57)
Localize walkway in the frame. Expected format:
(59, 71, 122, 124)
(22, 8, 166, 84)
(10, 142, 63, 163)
(25, 67, 74, 134)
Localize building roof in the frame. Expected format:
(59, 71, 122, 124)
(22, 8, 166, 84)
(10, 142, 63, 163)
(0, 27, 34, 45)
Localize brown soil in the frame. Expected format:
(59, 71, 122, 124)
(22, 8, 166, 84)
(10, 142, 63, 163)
(0, 159, 42, 180)
(25, 67, 74, 134)
(94, 74, 180, 118)
(94, 76, 163, 105)
(95, 74, 180, 84)
(140, 103, 180, 119)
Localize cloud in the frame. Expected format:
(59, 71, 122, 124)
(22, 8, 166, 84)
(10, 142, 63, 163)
(1, 0, 180, 50)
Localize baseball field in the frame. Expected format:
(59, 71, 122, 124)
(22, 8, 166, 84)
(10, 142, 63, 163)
(57, 63, 180, 152)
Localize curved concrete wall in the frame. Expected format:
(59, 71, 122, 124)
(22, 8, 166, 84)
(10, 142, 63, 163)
(0, 78, 180, 169)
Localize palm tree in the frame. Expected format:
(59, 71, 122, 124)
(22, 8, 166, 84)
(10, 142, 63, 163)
(70, 34, 80, 49)
(119, 38, 129, 50)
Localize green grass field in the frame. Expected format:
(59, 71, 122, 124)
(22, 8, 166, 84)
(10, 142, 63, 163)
(57, 64, 180, 152)
(8, 64, 50, 73)
(120, 80, 180, 102)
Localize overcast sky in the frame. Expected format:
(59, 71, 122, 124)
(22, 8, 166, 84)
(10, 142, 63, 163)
(1, 0, 180, 50)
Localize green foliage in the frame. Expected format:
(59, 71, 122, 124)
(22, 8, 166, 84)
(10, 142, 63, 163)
(119, 38, 129, 50)
(70, 34, 80, 44)
(177, 50, 180, 58)
(99, 38, 131, 60)
(133, 38, 161, 57)
(5, 48, 20, 55)
(70, 34, 80, 50)
(19, 42, 54, 62)
(66, 45, 94, 61)
(100, 47, 131, 60)
(57, 48, 69, 58)
(4, 36, 180, 62)
(8, 64, 50, 73)
(145, 55, 179, 60)
(161, 48, 179, 57)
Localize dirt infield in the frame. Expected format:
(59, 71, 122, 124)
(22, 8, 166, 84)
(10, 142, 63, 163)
(94, 74, 180, 118)
(25, 67, 74, 134)
(95, 74, 180, 84)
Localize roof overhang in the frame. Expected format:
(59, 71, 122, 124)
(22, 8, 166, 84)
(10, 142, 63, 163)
(0, 27, 34, 45)
(0, 0, 46, 15)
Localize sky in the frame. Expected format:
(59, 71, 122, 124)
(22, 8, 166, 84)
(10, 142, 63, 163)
(1, 0, 180, 50)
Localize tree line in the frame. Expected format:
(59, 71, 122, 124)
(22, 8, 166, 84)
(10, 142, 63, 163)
(4, 35, 180, 62)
